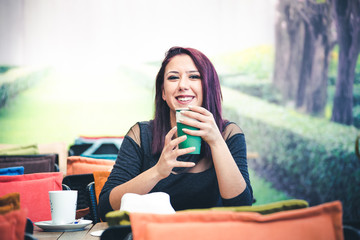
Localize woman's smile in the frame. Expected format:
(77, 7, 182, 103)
(176, 95, 195, 104)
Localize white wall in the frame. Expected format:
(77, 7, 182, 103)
(0, 0, 275, 66)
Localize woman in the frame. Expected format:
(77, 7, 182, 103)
(98, 47, 253, 220)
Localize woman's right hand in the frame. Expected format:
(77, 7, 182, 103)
(154, 126, 196, 179)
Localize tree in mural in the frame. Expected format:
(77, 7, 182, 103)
(274, 0, 360, 125)
(273, 0, 334, 116)
(330, 0, 360, 125)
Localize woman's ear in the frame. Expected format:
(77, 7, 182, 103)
(162, 87, 166, 101)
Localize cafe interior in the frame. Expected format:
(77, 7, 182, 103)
(1, 0, 360, 240)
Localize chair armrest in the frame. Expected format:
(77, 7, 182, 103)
(87, 181, 100, 223)
(62, 184, 71, 190)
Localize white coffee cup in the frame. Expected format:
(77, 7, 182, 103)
(49, 190, 77, 225)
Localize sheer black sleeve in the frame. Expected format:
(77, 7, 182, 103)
(98, 123, 143, 220)
(221, 122, 253, 206)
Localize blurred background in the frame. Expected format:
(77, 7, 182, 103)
(0, 0, 359, 221)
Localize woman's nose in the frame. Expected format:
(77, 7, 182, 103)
(178, 76, 189, 90)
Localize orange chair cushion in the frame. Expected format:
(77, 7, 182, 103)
(0, 209, 27, 240)
(67, 156, 115, 175)
(0, 172, 63, 222)
(93, 171, 111, 203)
(0, 192, 20, 214)
(130, 201, 343, 240)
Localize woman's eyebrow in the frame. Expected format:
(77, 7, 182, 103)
(165, 70, 179, 76)
(186, 70, 200, 74)
(165, 70, 199, 76)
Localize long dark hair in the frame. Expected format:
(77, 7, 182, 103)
(152, 47, 225, 160)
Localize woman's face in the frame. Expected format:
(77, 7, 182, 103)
(162, 54, 203, 112)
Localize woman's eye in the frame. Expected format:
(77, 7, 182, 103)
(189, 75, 201, 79)
(168, 76, 179, 80)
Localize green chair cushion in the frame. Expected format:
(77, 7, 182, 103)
(181, 199, 309, 215)
(105, 199, 309, 226)
(0, 145, 39, 155)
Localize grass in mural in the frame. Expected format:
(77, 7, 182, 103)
(249, 168, 291, 205)
(0, 66, 154, 145)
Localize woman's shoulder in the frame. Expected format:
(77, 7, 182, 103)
(222, 121, 244, 141)
(128, 121, 152, 132)
(126, 121, 152, 147)
(126, 121, 153, 147)
(140, 120, 152, 126)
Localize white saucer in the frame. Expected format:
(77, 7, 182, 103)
(35, 219, 92, 232)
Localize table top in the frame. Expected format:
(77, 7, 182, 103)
(33, 222, 108, 240)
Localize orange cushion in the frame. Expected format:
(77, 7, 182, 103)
(67, 156, 115, 175)
(130, 201, 343, 240)
(0, 172, 63, 222)
(0, 192, 20, 214)
(0, 209, 27, 240)
(93, 171, 111, 203)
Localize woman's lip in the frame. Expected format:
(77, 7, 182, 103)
(176, 99, 193, 104)
(176, 96, 194, 104)
(176, 95, 195, 98)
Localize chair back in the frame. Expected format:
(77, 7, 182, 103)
(0, 154, 58, 174)
(69, 136, 123, 160)
(0, 142, 68, 174)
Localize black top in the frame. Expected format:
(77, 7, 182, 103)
(99, 121, 253, 220)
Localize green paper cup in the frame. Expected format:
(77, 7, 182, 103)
(176, 109, 201, 154)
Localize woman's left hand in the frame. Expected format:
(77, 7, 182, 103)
(179, 105, 223, 146)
